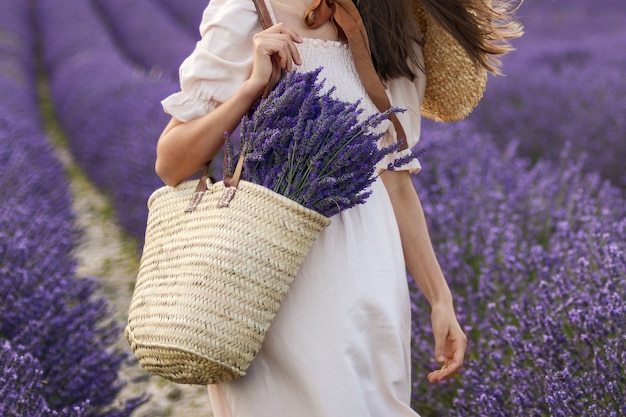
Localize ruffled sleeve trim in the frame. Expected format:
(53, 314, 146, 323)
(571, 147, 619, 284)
(161, 93, 219, 123)
(161, 0, 261, 121)
(376, 42, 426, 173)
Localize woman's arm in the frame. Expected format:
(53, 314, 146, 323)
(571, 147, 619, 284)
(380, 169, 467, 383)
(156, 24, 303, 186)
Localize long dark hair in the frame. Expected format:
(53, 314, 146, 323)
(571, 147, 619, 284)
(356, 0, 523, 80)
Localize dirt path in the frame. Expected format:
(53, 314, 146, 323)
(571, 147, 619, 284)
(51, 140, 214, 417)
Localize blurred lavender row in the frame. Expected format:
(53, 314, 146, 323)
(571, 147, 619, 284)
(463, 0, 626, 188)
(413, 3, 626, 410)
(409, 125, 625, 416)
(36, 0, 177, 240)
(2, 0, 622, 415)
(150, 0, 210, 37)
(0, 0, 144, 414)
(87, 0, 227, 178)
(90, 0, 197, 80)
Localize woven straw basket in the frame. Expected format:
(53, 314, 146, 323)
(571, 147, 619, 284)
(125, 178, 330, 385)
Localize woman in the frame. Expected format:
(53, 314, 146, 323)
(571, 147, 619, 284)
(156, 0, 521, 415)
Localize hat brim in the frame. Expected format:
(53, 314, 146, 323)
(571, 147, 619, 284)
(413, 1, 488, 122)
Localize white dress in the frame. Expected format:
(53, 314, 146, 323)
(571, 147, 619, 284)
(162, 1, 426, 416)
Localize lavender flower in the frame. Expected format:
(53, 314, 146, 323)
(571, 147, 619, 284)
(0, 341, 51, 416)
(0, 341, 94, 416)
(387, 145, 428, 171)
(226, 68, 418, 217)
(91, 0, 196, 79)
(462, 0, 626, 188)
(408, 123, 626, 416)
(4, 0, 623, 415)
(150, 0, 211, 37)
(1, 0, 146, 413)
(36, 0, 172, 240)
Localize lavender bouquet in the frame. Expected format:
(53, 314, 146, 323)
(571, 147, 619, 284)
(225, 68, 422, 218)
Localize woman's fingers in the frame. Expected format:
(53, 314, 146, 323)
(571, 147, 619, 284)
(427, 342, 465, 383)
(263, 21, 302, 39)
(253, 23, 302, 71)
(248, 24, 303, 93)
(262, 37, 299, 71)
(428, 309, 467, 383)
(265, 22, 303, 62)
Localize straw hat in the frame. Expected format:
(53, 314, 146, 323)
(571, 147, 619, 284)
(412, 1, 488, 122)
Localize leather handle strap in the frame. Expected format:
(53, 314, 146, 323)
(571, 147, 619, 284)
(253, 0, 273, 28)
(304, 0, 407, 150)
(187, 0, 279, 208)
(223, 0, 282, 189)
(194, 0, 409, 204)
(214, 0, 280, 190)
(252, 0, 283, 98)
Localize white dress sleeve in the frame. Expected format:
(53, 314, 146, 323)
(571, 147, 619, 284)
(161, 0, 262, 122)
(378, 43, 426, 173)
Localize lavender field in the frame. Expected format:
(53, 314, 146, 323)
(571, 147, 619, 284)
(0, 0, 624, 416)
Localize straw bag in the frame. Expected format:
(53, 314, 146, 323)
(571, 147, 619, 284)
(125, 160, 330, 385)
(124, 0, 329, 385)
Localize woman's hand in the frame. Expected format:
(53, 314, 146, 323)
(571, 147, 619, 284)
(427, 303, 467, 383)
(380, 170, 467, 383)
(156, 23, 303, 186)
(247, 23, 303, 94)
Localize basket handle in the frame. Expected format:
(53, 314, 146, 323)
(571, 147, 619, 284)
(184, 153, 244, 212)
(190, 0, 281, 197)
(252, 0, 283, 98)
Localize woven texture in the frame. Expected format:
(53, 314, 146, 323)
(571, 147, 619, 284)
(413, 1, 488, 122)
(125, 179, 329, 385)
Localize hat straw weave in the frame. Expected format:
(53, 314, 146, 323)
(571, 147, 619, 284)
(126, 179, 329, 385)
(413, 1, 488, 122)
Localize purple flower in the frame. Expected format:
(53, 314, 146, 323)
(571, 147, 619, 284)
(408, 122, 626, 416)
(462, 0, 626, 188)
(1, 0, 147, 413)
(36, 0, 173, 240)
(150, 0, 209, 37)
(226, 68, 417, 217)
(90, 0, 196, 80)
